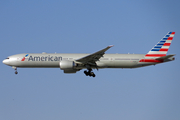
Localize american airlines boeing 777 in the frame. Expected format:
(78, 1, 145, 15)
(3, 32, 175, 77)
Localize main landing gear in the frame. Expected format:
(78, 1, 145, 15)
(84, 69, 96, 77)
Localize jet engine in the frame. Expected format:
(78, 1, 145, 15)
(59, 60, 77, 73)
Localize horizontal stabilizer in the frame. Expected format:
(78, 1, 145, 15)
(155, 54, 175, 60)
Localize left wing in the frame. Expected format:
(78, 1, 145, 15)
(76, 45, 113, 65)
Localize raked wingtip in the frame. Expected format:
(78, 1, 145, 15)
(108, 45, 114, 48)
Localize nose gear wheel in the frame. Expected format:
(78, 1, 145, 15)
(13, 67, 18, 74)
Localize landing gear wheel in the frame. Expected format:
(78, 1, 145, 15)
(90, 72, 96, 77)
(84, 70, 88, 76)
(84, 69, 96, 77)
(89, 72, 93, 76)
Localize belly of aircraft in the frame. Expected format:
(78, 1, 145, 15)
(16, 61, 60, 68)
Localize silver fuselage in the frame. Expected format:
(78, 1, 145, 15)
(3, 53, 162, 69)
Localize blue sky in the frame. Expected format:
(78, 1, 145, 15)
(1, 1, 180, 120)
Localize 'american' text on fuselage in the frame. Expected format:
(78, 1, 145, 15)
(28, 55, 62, 61)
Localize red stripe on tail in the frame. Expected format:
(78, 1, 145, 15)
(159, 48, 168, 51)
(167, 37, 173, 40)
(145, 54, 166, 57)
(163, 43, 171, 46)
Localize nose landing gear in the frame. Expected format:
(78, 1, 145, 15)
(12, 67, 18, 74)
(15, 71, 18, 74)
(84, 69, 96, 77)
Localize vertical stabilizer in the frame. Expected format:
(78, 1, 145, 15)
(145, 32, 175, 59)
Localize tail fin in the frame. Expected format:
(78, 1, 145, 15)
(145, 32, 175, 59)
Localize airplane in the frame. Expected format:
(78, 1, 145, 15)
(2, 32, 175, 77)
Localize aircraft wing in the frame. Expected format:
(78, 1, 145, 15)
(76, 45, 113, 65)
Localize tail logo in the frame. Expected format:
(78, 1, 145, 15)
(145, 32, 175, 58)
(139, 32, 175, 63)
(21, 54, 29, 61)
(145, 32, 175, 57)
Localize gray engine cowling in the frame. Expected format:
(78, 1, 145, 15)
(59, 60, 77, 73)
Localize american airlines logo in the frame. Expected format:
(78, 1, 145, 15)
(22, 54, 62, 61)
(21, 54, 29, 61)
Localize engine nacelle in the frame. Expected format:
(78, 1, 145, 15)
(59, 60, 76, 70)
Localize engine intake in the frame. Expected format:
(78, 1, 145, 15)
(59, 60, 76, 70)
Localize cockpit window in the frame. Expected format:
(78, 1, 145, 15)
(6, 58, 9, 59)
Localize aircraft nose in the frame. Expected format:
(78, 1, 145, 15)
(2, 59, 9, 65)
